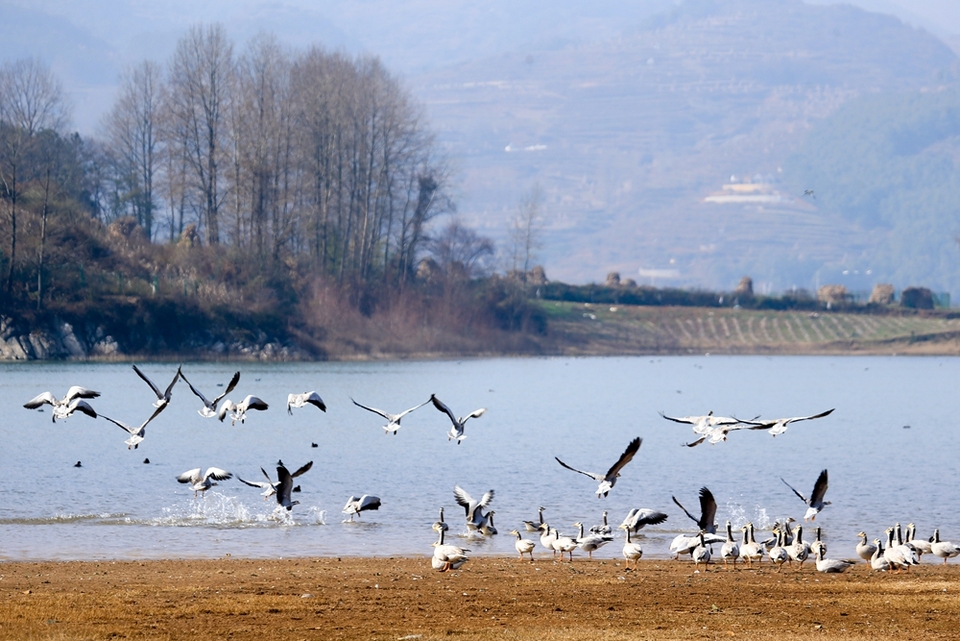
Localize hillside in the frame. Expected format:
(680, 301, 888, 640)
(412, 0, 960, 297)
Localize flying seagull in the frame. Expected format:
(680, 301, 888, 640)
(99, 404, 167, 450)
(430, 394, 486, 444)
(672, 486, 718, 534)
(781, 468, 830, 521)
(24, 386, 100, 422)
(238, 461, 313, 500)
(737, 408, 834, 437)
(178, 369, 240, 418)
(218, 395, 269, 425)
(659, 411, 740, 436)
(274, 463, 303, 511)
(132, 364, 180, 409)
(555, 436, 642, 498)
(177, 467, 232, 498)
(351, 397, 430, 435)
(287, 391, 326, 414)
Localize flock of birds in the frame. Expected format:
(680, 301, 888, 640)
(23, 369, 960, 573)
(22, 365, 484, 520)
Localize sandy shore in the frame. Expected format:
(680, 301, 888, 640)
(3, 555, 960, 640)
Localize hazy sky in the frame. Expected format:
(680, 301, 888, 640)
(1, 0, 958, 133)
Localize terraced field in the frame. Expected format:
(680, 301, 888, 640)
(540, 301, 960, 355)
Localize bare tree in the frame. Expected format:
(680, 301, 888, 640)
(509, 183, 545, 279)
(0, 57, 69, 294)
(101, 61, 163, 239)
(165, 24, 234, 246)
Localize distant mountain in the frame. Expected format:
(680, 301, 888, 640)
(412, 0, 960, 297)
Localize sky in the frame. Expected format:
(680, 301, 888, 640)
(1, 0, 958, 135)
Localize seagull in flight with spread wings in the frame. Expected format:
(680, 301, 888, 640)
(287, 391, 326, 414)
(659, 411, 740, 436)
(430, 394, 486, 444)
(24, 386, 99, 422)
(352, 397, 430, 435)
(100, 404, 167, 450)
(555, 437, 642, 498)
(132, 365, 180, 409)
(781, 469, 830, 521)
(238, 461, 313, 500)
(737, 408, 834, 437)
(178, 369, 240, 418)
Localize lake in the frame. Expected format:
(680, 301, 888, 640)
(2, 355, 957, 562)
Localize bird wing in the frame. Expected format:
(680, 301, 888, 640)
(351, 398, 392, 420)
(204, 467, 232, 482)
(809, 469, 829, 506)
(237, 476, 271, 489)
(211, 371, 241, 407)
(304, 392, 326, 412)
(460, 408, 486, 424)
(68, 400, 98, 419)
(683, 436, 707, 447)
(140, 403, 167, 429)
(217, 400, 234, 422)
(242, 396, 269, 412)
(65, 386, 101, 401)
(698, 487, 717, 532)
(430, 394, 459, 425)
(99, 414, 136, 435)
(275, 465, 293, 506)
(555, 456, 604, 482)
(477, 489, 495, 509)
(24, 391, 57, 409)
(397, 398, 431, 418)
(291, 460, 314, 478)
(178, 369, 212, 407)
(177, 468, 202, 484)
(132, 365, 163, 399)
(605, 437, 641, 480)
(780, 476, 809, 504)
(260, 467, 274, 482)
(163, 368, 181, 399)
(785, 408, 835, 425)
(453, 485, 478, 518)
(658, 412, 698, 425)
(358, 495, 381, 511)
(671, 495, 701, 527)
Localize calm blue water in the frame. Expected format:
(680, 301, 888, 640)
(1, 355, 957, 562)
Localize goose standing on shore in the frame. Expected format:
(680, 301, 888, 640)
(99, 404, 167, 450)
(430, 394, 486, 444)
(814, 548, 855, 573)
(510, 529, 536, 562)
(574, 521, 613, 559)
(24, 386, 100, 422)
(177, 467, 232, 497)
(287, 391, 326, 414)
(352, 397, 429, 435)
(692, 531, 712, 570)
(555, 436, 642, 498)
(739, 523, 765, 566)
(931, 529, 960, 564)
(720, 521, 740, 570)
(781, 469, 830, 521)
(619, 525, 643, 568)
(133, 365, 180, 409)
(856, 531, 878, 565)
(179, 370, 240, 418)
(432, 528, 469, 571)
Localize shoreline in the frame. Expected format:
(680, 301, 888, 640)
(3, 555, 960, 640)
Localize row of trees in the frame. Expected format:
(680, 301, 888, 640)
(98, 25, 448, 284)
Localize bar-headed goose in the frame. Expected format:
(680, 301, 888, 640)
(555, 437, 642, 498)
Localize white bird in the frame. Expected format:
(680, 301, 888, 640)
(510, 529, 536, 561)
(522, 506, 546, 533)
(720, 520, 740, 570)
(132, 365, 180, 409)
(574, 521, 613, 559)
(739, 408, 834, 437)
(781, 469, 830, 521)
(99, 404, 167, 450)
(179, 369, 240, 418)
(433, 507, 449, 533)
(238, 461, 313, 500)
(177, 467, 232, 497)
(882, 528, 914, 572)
(539, 523, 558, 557)
(905, 523, 932, 557)
(619, 525, 643, 569)
(788, 525, 811, 570)
(555, 436, 642, 498)
(856, 531, 878, 565)
(811, 526, 827, 558)
(814, 548, 855, 573)
(342, 494, 382, 521)
(739, 523, 765, 566)
(551, 527, 577, 561)
(930, 529, 960, 565)
(619, 507, 669, 534)
(659, 411, 740, 435)
(287, 391, 327, 414)
(432, 528, 469, 571)
(871, 538, 892, 572)
(768, 527, 789, 573)
(672, 486, 718, 534)
(218, 395, 269, 425)
(430, 394, 485, 444)
(692, 531, 712, 570)
(453, 485, 495, 531)
(351, 397, 430, 435)
(24, 386, 100, 422)
(893, 523, 920, 565)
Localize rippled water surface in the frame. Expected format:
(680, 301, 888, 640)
(2, 355, 957, 561)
